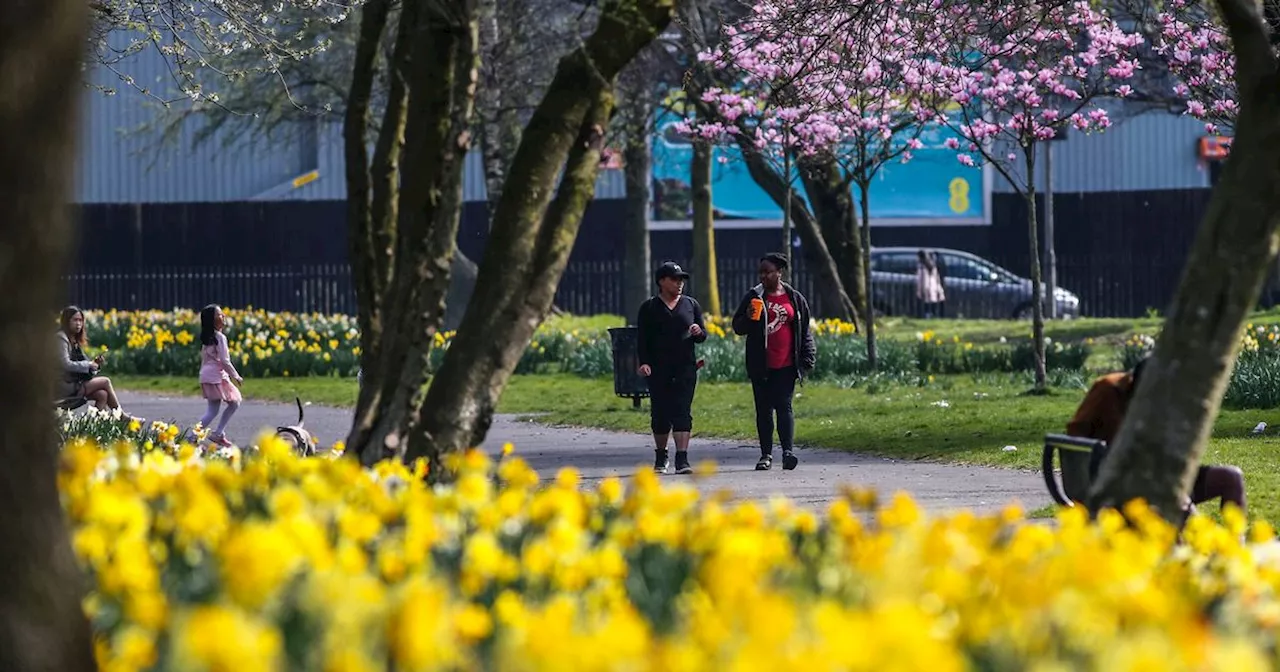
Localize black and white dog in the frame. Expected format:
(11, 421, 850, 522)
(276, 397, 318, 457)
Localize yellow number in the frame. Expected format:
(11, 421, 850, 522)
(948, 177, 971, 213)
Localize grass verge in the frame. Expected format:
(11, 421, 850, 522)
(115, 375, 358, 408)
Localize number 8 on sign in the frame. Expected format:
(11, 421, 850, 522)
(948, 178, 970, 214)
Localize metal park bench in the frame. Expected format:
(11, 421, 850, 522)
(1042, 433, 1109, 507)
(54, 395, 89, 412)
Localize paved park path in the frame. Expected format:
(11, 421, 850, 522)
(118, 391, 1050, 515)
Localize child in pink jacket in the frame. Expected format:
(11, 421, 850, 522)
(197, 304, 243, 446)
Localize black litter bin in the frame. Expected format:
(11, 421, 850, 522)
(607, 326, 650, 408)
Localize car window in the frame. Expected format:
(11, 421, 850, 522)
(937, 254, 992, 281)
(870, 253, 917, 275)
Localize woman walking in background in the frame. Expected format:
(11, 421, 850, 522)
(916, 249, 946, 318)
(732, 253, 816, 471)
(196, 304, 243, 447)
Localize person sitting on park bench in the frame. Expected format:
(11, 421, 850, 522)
(56, 305, 129, 414)
(1067, 356, 1247, 513)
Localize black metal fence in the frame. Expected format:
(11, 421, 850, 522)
(64, 265, 358, 315)
(65, 250, 1256, 319)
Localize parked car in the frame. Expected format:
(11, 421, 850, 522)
(868, 247, 1081, 319)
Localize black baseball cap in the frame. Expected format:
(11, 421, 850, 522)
(655, 261, 690, 283)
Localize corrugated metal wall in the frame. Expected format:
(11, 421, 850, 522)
(76, 36, 326, 204)
(991, 109, 1212, 194)
(76, 42, 627, 204)
(78, 44, 1204, 204)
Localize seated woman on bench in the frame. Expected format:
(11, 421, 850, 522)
(1067, 356, 1247, 513)
(56, 305, 127, 414)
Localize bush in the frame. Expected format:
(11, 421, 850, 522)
(67, 435, 1280, 671)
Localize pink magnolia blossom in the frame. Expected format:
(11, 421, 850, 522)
(1151, 0, 1237, 133)
(688, 0, 953, 181)
(908, 0, 1144, 188)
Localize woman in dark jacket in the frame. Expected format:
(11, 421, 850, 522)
(731, 253, 817, 471)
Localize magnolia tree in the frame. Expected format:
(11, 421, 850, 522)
(1147, 0, 1238, 134)
(918, 0, 1145, 390)
(695, 0, 950, 369)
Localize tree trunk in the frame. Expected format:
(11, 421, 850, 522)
(798, 156, 867, 328)
(857, 180, 878, 370)
(476, 0, 523, 224)
(0, 0, 96, 669)
(344, 0, 394, 378)
(691, 140, 721, 316)
(1088, 0, 1280, 523)
(622, 101, 653, 320)
(348, 0, 481, 465)
(476, 0, 504, 214)
(1023, 144, 1048, 391)
(737, 141, 858, 320)
(407, 0, 677, 470)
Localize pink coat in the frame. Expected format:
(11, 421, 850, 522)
(916, 266, 946, 304)
(199, 331, 241, 384)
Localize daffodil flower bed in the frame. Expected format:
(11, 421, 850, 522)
(1125, 325, 1280, 410)
(83, 309, 363, 378)
(63, 428, 1280, 672)
(82, 310, 1090, 382)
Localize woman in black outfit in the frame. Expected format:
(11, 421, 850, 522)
(636, 261, 708, 475)
(731, 253, 817, 471)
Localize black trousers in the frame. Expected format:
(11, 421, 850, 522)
(751, 366, 797, 455)
(649, 368, 697, 435)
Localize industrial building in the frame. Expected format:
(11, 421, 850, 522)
(73, 44, 1227, 318)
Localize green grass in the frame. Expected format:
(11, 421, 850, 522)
(114, 371, 1280, 523)
(541, 313, 627, 332)
(115, 375, 358, 408)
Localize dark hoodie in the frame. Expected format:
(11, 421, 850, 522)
(731, 282, 817, 382)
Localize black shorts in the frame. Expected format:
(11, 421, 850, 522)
(648, 369, 697, 434)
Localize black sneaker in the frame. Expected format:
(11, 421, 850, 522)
(674, 451, 693, 474)
(654, 449, 670, 474)
(782, 450, 799, 471)
(755, 454, 773, 471)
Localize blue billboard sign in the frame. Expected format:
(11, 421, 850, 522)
(650, 109, 991, 227)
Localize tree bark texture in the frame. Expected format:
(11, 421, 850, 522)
(1022, 146, 1048, 391)
(1089, 0, 1280, 523)
(622, 100, 653, 320)
(476, 0, 524, 222)
(737, 140, 858, 320)
(857, 181, 878, 369)
(344, 0, 394, 375)
(407, 0, 677, 469)
(0, 0, 96, 669)
(691, 140, 721, 316)
(799, 157, 867, 328)
(347, 0, 480, 465)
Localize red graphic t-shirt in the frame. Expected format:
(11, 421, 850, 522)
(764, 292, 795, 370)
